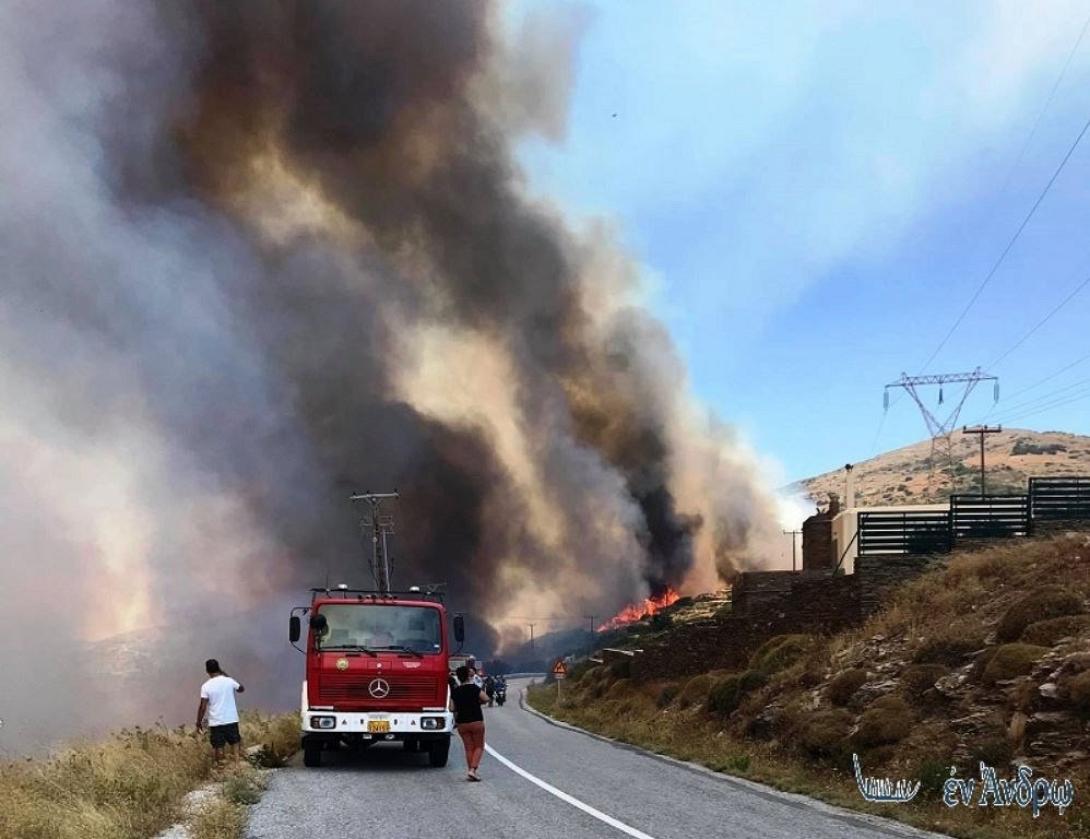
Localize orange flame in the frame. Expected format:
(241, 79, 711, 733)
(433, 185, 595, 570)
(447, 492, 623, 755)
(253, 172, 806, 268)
(598, 587, 680, 631)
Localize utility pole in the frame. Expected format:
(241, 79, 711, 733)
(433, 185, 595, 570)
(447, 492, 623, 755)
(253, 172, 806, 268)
(782, 529, 801, 572)
(962, 425, 1002, 496)
(349, 491, 399, 592)
(528, 623, 536, 653)
(585, 615, 597, 634)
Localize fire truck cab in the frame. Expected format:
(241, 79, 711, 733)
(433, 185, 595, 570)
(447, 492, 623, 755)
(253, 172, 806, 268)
(289, 587, 463, 768)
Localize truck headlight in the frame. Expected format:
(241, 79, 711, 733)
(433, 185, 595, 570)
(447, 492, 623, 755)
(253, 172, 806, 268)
(420, 717, 444, 730)
(310, 715, 336, 730)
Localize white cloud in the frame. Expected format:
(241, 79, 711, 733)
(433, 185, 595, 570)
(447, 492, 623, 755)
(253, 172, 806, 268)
(513, 0, 1090, 341)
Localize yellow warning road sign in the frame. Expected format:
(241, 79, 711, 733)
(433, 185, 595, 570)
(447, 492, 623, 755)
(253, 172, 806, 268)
(552, 658, 568, 679)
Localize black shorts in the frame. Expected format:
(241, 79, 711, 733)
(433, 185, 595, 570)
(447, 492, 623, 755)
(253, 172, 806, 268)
(209, 722, 241, 748)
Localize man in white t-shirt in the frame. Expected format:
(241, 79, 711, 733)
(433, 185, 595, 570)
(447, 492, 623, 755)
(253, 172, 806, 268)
(196, 658, 245, 766)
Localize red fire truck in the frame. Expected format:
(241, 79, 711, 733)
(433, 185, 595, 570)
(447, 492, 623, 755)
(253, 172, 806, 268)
(289, 586, 464, 768)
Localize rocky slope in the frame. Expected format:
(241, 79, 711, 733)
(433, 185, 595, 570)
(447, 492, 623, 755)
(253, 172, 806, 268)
(534, 534, 1090, 838)
(796, 429, 1090, 506)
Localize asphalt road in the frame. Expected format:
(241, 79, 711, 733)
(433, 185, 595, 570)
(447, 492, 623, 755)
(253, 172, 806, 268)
(245, 678, 946, 839)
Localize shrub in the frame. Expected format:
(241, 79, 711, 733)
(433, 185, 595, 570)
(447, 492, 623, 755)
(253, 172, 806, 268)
(916, 759, 950, 796)
(190, 798, 246, 839)
(606, 678, 632, 700)
(799, 708, 853, 759)
(827, 668, 867, 706)
(243, 714, 300, 769)
(855, 695, 913, 747)
(750, 635, 813, 676)
(1020, 615, 1090, 646)
(712, 753, 751, 773)
(677, 674, 714, 708)
(980, 643, 1047, 686)
(707, 674, 742, 716)
(222, 773, 263, 806)
(971, 735, 1013, 767)
(707, 670, 766, 716)
(569, 660, 598, 683)
(900, 664, 948, 697)
(656, 684, 679, 708)
(707, 674, 744, 716)
(996, 588, 1083, 643)
(1065, 670, 1090, 712)
(913, 630, 984, 665)
(650, 612, 673, 631)
(1011, 441, 1066, 456)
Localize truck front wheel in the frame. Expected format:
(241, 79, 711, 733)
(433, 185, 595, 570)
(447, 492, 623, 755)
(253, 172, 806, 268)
(303, 744, 322, 768)
(427, 736, 450, 767)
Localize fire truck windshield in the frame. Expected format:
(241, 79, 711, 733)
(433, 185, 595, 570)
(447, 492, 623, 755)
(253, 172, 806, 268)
(315, 604, 442, 654)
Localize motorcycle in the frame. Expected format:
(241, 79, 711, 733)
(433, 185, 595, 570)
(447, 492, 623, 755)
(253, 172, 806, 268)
(494, 683, 507, 706)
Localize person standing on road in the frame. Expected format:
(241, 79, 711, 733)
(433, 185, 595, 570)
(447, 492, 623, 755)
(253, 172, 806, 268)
(449, 664, 488, 781)
(196, 658, 245, 768)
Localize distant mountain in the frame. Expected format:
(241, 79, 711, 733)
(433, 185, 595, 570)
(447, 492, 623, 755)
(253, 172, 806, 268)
(794, 428, 1090, 507)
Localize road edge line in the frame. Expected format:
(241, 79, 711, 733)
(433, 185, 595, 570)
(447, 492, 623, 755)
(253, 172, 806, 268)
(517, 686, 949, 839)
(483, 744, 658, 839)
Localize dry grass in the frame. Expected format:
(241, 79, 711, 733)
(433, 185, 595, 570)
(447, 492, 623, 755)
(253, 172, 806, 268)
(189, 797, 246, 839)
(0, 712, 297, 839)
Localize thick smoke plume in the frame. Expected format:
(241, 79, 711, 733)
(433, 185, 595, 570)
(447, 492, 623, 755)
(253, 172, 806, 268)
(0, 0, 781, 747)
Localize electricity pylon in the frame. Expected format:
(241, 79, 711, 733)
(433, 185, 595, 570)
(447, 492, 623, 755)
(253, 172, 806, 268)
(883, 369, 998, 494)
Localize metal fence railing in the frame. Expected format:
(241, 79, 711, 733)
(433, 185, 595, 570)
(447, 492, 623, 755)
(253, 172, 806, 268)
(950, 493, 1030, 540)
(1029, 476, 1090, 521)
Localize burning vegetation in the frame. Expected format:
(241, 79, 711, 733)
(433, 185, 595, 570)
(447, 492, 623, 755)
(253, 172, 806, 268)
(598, 588, 682, 632)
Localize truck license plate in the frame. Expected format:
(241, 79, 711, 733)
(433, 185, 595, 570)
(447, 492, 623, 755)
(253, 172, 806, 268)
(368, 720, 390, 733)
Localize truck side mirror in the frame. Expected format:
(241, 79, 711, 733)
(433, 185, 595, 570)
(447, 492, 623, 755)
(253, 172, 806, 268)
(289, 615, 301, 644)
(453, 614, 465, 644)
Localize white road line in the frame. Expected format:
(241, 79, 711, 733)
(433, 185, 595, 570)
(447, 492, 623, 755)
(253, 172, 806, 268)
(484, 744, 659, 839)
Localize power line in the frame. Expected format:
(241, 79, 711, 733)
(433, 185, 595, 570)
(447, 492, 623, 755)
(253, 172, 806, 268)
(994, 384, 1090, 425)
(989, 374, 1090, 422)
(1000, 349, 1090, 403)
(920, 108, 1090, 370)
(976, 349, 1090, 423)
(993, 11, 1090, 202)
(988, 273, 1090, 368)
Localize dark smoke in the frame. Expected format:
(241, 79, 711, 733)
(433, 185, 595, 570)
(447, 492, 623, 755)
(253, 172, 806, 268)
(0, 0, 781, 748)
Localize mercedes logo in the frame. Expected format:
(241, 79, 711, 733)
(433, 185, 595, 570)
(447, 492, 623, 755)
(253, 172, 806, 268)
(368, 678, 391, 698)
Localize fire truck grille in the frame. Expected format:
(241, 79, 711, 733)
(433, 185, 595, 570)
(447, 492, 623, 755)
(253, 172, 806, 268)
(318, 672, 439, 708)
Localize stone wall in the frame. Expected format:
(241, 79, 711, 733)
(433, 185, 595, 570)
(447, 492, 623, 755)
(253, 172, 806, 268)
(630, 620, 756, 680)
(632, 572, 860, 681)
(631, 520, 1090, 681)
(855, 553, 946, 616)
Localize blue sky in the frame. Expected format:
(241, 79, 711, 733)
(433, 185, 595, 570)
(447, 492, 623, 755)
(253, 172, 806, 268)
(507, 0, 1090, 482)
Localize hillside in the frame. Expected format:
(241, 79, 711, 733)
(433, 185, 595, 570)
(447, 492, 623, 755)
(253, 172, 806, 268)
(529, 534, 1090, 838)
(795, 428, 1090, 506)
